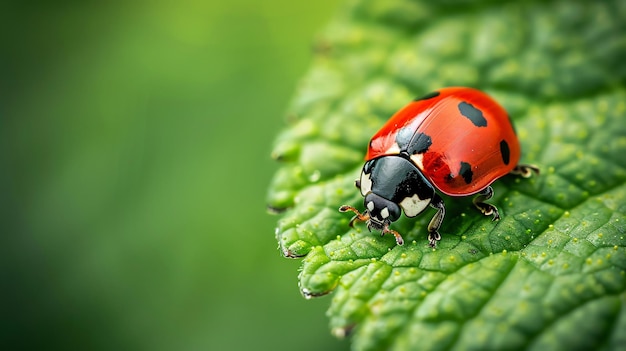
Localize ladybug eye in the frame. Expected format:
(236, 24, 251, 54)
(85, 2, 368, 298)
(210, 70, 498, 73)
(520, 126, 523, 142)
(386, 204, 401, 222)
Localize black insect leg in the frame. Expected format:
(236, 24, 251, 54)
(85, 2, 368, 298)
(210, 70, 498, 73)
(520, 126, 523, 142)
(473, 186, 500, 221)
(427, 194, 445, 248)
(510, 164, 540, 178)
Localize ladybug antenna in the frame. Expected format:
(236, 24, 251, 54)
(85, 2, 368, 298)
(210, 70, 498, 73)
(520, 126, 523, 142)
(338, 205, 370, 227)
(340, 205, 405, 246)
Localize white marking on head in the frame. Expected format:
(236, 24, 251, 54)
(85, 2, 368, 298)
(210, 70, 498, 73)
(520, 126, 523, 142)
(359, 171, 373, 196)
(410, 153, 425, 171)
(381, 207, 390, 219)
(367, 201, 375, 212)
(399, 194, 431, 217)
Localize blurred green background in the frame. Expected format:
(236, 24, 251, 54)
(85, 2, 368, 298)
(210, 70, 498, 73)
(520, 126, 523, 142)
(1, 1, 348, 349)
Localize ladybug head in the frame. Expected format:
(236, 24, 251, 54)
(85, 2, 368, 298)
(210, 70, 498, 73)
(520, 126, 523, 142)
(339, 155, 436, 246)
(362, 192, 401, 231)
(339, 192, 405, 245)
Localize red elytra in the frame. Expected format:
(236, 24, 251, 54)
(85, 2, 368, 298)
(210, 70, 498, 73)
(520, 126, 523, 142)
(366, 86, 520, 196)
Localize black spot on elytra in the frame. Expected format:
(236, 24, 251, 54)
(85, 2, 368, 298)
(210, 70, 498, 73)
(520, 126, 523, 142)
(414, 91, 440, 101)
(395, 127, 414, 149)
(459, 161, 473, 184)
(408, 132, 432, 155)
(458, 102, 487, 127)
(500, 139, 510, 165)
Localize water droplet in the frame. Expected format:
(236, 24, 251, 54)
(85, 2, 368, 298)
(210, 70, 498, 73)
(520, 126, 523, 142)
(308, 170, 321, 182)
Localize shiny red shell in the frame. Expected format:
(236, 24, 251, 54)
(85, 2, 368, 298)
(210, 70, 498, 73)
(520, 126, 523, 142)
(367, 87, 520, 196)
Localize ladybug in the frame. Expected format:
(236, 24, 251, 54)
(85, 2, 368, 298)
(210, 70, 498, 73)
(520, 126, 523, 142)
(339, 87, 538, 247)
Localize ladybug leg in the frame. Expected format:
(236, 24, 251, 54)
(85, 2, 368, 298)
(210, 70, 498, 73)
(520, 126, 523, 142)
(473, 186, 500, 221)
(382, 225, 404, 246)
(427, 194, 446, 248)
(510, 164, 540, 178)
(339, 205, 370, 227)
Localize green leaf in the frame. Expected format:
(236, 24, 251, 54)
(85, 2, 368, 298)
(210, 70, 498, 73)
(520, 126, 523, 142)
(267, 1, 626, 350)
